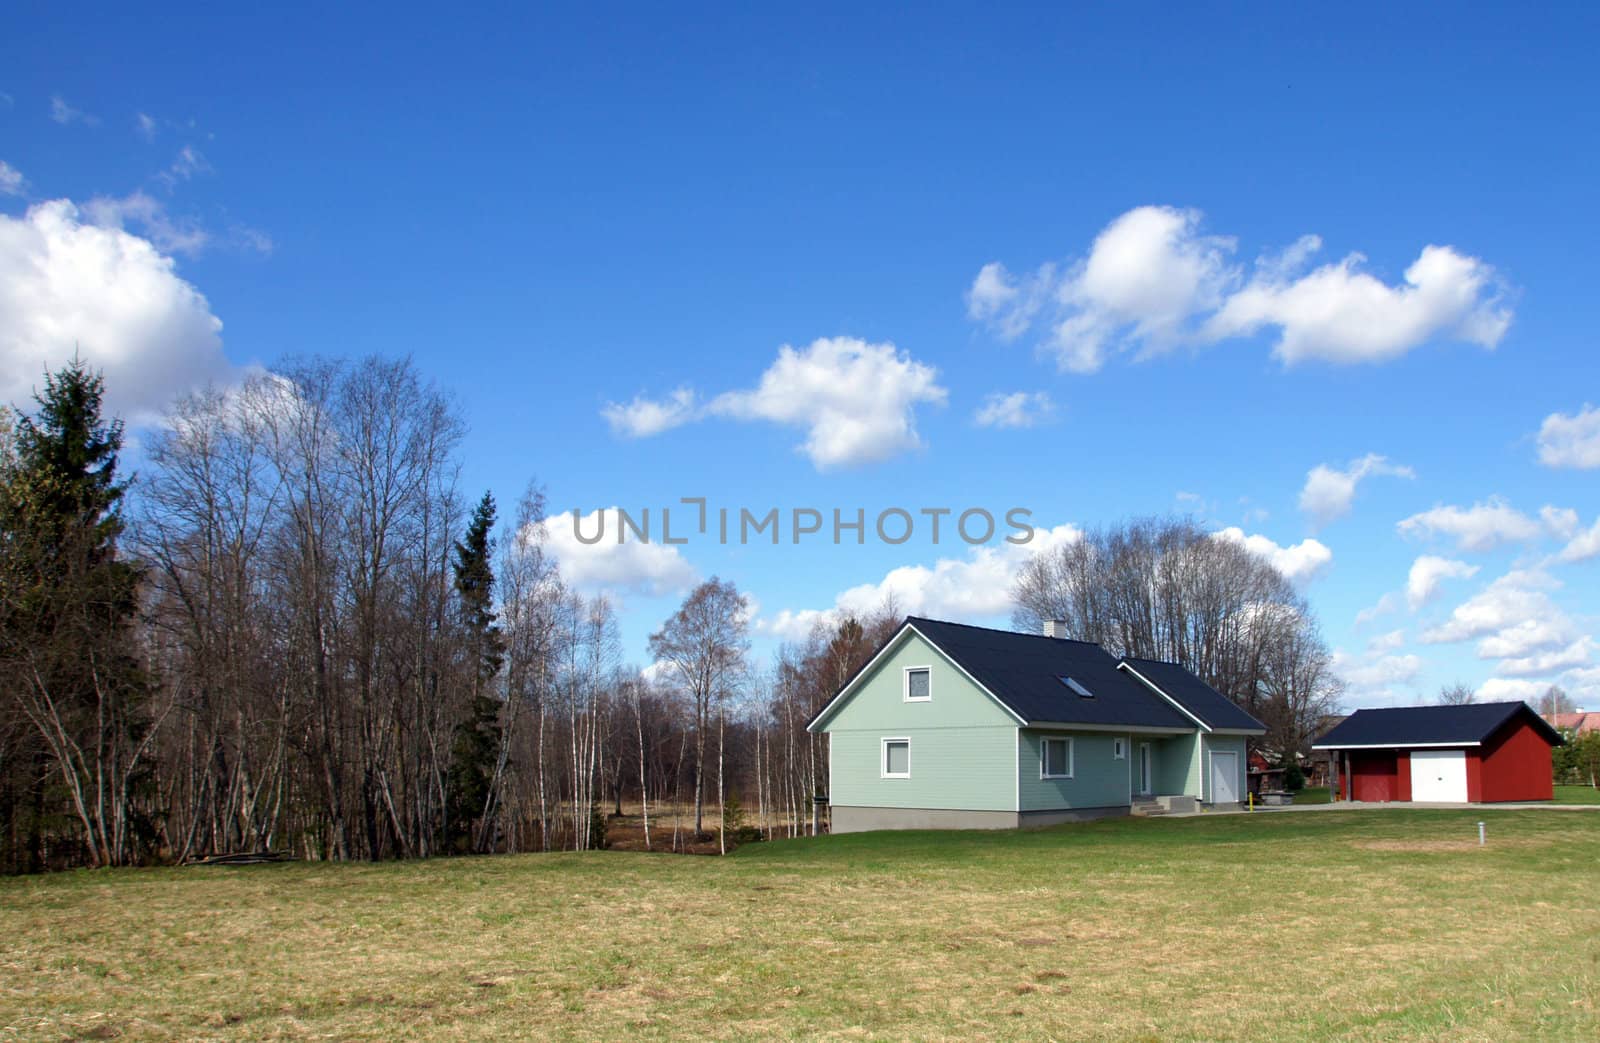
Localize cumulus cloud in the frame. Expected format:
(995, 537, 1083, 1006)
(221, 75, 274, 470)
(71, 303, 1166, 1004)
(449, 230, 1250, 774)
(1211, 527, 1332, 584)
(535, 508, 697, 599)
(1538, 404, 1600, 469)
(603, 338, 947, 471)
(1396, 497, 1560, 552)
(1557, 516, 1600, 564)
(1299, 453, 1415, 527)
(602, 387, 698, 438)
(1406, 555, 1479, 610)
(0, 199, 230, 422)
(1333, 630, 1425, 707)
(755, 524, 1085, 641)
(1423, 570, 1583, 679)
(970, 206, 1234, 373)
(0, 160, 24, 196)
(1494, 638, 1594, 679)
(1476, 678, 1548, 702)
(1205, 244, 1510, 364)
(973, 390, 1055, 429)
(967, 206, 1512, 372)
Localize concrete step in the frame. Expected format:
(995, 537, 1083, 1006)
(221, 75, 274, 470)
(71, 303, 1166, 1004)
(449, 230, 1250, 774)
(1130, 799, 1165, 817)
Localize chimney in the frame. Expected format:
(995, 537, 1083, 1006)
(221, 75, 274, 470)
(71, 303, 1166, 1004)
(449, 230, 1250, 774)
(1043, 619, 1069, 639)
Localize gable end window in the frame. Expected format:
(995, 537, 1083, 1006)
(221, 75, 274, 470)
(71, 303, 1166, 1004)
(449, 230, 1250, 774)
(1113, 738, 1127, 760)
(882, 738, 911, 778)
(1041, 737, 1074, 779)
(903, 666, 932, 702)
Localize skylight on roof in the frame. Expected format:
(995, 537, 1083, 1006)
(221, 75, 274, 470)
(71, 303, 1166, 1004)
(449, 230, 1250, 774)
(1059, 676, 1094, 698)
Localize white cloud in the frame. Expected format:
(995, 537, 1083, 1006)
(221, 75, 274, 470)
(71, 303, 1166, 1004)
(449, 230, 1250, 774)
(1211, 527, 1333, 584)
(710, 337, 946, 468)
(1332, 641, 1424, 708)
(1406, 555, 1479, 610)
(1477, 678, 1548, 702)
(1396, 497, 1558, 552)
(968, 206, 1512, 372)
(973, 390, 1055, 429)
(1557, 516, 1600, 564)
(1370, 629, 1408, 653)
(0, 199, 230, 422)
(1423, 570, 1582, 678)
(1299, 453, 1415, 527)
(82, 191, 211, 257)
(1494, 639, 1594, 679)
(602, 387, 698, 438)
(1537, 404, 1600, 469)
(0, 160, 24, 197)
(50, 95, 97, 126)
(1205, 244, 1510, 364)
(756, 523, 1085, 640)
(1354, 591, 1402, 627)
(968, 207, 1235, 372)
(136, 113, 158, 142)
(535, 508, 697, 599)
(601, 338, 946, 470)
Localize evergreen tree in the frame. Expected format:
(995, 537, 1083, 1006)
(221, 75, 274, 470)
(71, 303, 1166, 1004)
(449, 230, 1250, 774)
(446, 492, 504, 850)
(0, 359, 152, 867)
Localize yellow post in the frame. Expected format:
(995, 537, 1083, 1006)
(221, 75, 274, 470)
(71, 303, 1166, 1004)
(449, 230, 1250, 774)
(1249, 792, 1254, 812)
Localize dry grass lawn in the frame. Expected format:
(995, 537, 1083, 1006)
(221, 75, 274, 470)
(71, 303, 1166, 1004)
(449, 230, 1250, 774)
(2, 809, 1598, 1040)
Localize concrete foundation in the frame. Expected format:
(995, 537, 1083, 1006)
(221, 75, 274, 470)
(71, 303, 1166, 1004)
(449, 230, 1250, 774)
(830, 805, 1129, 833)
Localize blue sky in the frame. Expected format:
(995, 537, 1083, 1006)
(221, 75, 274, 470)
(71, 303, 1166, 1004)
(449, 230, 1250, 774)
(4, 4, 1598, 707)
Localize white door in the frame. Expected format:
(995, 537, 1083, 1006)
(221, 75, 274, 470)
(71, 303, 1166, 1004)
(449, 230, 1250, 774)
(1210, 752, 1239, 803)
(1138, 744, 1152, 795)
(1410, 750, 1468, 802)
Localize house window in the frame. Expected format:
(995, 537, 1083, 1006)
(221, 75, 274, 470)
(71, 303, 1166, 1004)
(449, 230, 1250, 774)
(904, 666, 931, 702)
(882, 738, 911, 778)
(1113, 738, 1127, 760)
(1041, 737, 1074, 779)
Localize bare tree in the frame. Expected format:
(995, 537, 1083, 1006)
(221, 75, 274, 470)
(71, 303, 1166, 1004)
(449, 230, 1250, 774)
(1436, 683, 1476, 706)
(649, 578, 749, 836)
(1539, 685, 1575, 716)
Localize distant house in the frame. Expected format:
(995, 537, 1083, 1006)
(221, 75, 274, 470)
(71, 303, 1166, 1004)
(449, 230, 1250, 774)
(1313, 702, 1563, 803)
(807, 616, 1266, 833)
(1545, 711, 1600, 736)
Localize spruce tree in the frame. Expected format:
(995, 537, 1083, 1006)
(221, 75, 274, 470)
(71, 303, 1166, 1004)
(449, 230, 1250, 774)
(446, 491, 504, 850)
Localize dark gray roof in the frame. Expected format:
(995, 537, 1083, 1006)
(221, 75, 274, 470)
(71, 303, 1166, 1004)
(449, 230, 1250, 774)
(1313, 701, 1564, 749)
(902, 617, 1197, 730)
(1119, 657, 1268, 732)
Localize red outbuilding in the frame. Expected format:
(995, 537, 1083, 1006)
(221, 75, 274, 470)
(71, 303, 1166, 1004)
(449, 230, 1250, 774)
(1312, 701, 1563, 803)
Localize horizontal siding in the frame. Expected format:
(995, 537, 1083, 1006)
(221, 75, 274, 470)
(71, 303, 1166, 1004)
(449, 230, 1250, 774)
(824, 630, 1017, 732)
(1018, 730, 1132, 811)
(830, 727, 1017, 811)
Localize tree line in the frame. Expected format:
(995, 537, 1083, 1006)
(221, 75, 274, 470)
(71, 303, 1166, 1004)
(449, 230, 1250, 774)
(2, 357, 1340, 872)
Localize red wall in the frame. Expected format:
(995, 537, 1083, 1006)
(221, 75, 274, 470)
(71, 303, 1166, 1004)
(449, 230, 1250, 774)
(1476, 716, 1556, 802)
(1350, 751, 1400, 801)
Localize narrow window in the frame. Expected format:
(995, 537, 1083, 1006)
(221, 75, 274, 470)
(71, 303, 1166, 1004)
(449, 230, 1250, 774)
(904, 667, 931, 702)
(882, 739, 911, 778)
(1113, 738, 1127, 760)
(1041, 737, 1074, 779)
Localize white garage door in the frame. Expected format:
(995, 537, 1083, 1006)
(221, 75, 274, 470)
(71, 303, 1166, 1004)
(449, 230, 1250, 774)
(1210, 752, 1239, 804)
(1410, 749, 1468, 802)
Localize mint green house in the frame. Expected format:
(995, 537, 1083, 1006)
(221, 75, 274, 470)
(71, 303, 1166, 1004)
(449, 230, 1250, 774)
(808, 617, 1266, 832)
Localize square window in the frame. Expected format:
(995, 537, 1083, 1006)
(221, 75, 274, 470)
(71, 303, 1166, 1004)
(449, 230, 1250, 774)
(883, 739, 911, 778)
(904, 667, 931, 702)
(1042, 737, 1073, 779)
(1113, 738, 1127, 760)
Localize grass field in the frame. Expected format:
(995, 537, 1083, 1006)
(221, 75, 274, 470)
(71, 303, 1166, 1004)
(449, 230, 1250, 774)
(1553, 784, 1600, 805)
(3, 810, 1598, 1041)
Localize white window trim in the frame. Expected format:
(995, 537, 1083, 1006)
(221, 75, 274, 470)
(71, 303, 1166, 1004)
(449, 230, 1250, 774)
(881, 737, 911, 779)
(1040, 736, 1074, 780)
(1113, 738, 1127, 760)
(902, 665, 933, 702)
